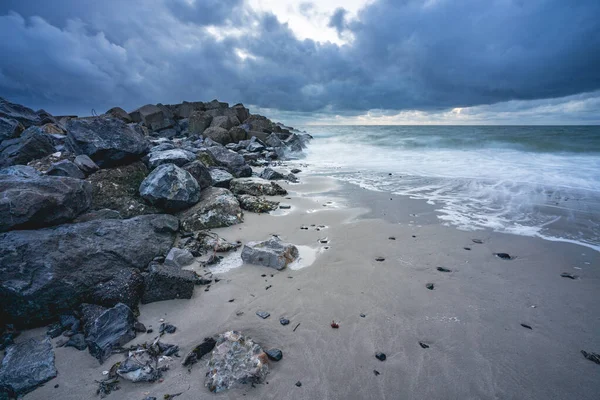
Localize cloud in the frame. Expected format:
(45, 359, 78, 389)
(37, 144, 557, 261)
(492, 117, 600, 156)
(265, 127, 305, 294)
(0, 0, 599, 123)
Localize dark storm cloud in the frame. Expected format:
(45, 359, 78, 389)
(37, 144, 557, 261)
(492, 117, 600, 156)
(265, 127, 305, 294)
(0, 0, 599, 117)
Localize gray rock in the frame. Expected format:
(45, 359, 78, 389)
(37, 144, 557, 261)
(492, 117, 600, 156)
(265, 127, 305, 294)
(0, 117, 24, 142)
(0, 165, 40, 178)
(147, 148, 195, 169)
(164, 248, 195, 268)
(80, 304, 109, 335)
(139, 163, 200, 211)
(0, 337, 57, 397)
(264, 133, 285, 148)
(129, 104, 174, 131)
(0, 214, 178, 327)
(0, 97, 41, 127)
(65, 333, 87, 351)
(66, 117, 149, 167)
(178, 187, 243, 231)
(207, 146, 252, 177)
(205, 331, 269, 393)
(203, 126, 231, 145)
(259, 167, 285, 180)
(105, 107, 132, 123)
(182, 160, 212, 189)
(142, 263, 196, 304)
(177, 232, 241, 256)
(230, 178, 287, 196)
(85, 303, 136, 363)
(209, 168, 234, 188)
(182, 337, 217, 367)
(73, 154, 99, 175)
(265, 348, 283, 361)
(189, 111, 213, 134)
(46, 159, 85, 179)
(0, 174, 91, 232)
(0, 126, 55, 168)
(236, 194, 279, 213)
(150, 142, 176, 153)
(247, 141, 266, 152)
(228, 126, 247, 142)
(89, 269, 144, 311)
(241, 236, 299, 270)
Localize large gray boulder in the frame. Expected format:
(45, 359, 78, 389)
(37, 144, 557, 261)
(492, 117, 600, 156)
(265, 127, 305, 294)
(210, 115, 234, 130)
(209, 168, 234, 188)
(259, 167, 285, 180)
(0, 126, 55, 168)
(0, 117, 24, 142)
(228, 126, 247, 142)
(229, 177, 287, 196)
(66, 117, 149, 167)
(189, 111, 213, 134)
(0, 165, 40, 178)
(85, 303, 136, 363)
(139, 163, 200, 211)
(236, 194, 279, 213)
(264, 133, 285, 148)
(73, 154, 99, 176)
(178, 187, 243, 232)
(182, 160, 212, 190)
(129, 104, 173, 131)
(0, 337, 57, 397)
(0, 97, 41, 127)
(0, 174, 92, 232)
(105, 107, 132, 123)
(147, 148, 195, 169)
(46, 159, 85, 179)
(203, 126, 231, 145)
(0, 214, 178, 327)
(207, 146, 252, 177)
(142, 263, 196, 304)
(241, 236, 299, 270)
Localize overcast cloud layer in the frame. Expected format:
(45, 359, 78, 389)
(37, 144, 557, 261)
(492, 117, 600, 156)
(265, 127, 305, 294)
(1, 0, 599, 123)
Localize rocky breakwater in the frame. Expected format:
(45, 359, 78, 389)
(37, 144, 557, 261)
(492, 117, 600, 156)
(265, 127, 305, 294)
(0, 96, 310, 397)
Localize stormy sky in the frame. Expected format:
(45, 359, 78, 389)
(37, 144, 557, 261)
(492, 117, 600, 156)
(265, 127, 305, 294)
(1, 0, 599, 124)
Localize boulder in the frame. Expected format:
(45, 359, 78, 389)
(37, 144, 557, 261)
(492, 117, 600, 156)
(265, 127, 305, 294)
(241, 236, 299, 270)
(205, 331, 269, 393)
(203, 126, 231, 145)
(66, 117, 149, 167)
(142, 263, 196, 304)
(0, 174, 92, 232)
(178, 232, 241, 256)
(229, 178, 287, 196)
(73, 154, 99, 175)
(0, 338, 57, 397)
(87, 161, 159, 218)
(89, 269, 144, 311)
(147, 148, 195, 169)
(139, 163, 200, 211)
(0, 97, 41, 127)
(264, 133, 285, 148)
(259, 167, 285, 180)
(196, 150, 218, 167)
(207, 146, 252, 178)
(247, 141, 266, 152)
(210, 115, 234, 130)
(105, 107, 132, 123)
(228, 104, 250, 124)
(0, 165, 40, 178)
(164, 248, 194, 268)
(189, 111, 213, 134)
(205, 99, 229, 110)
(46, 159, 85, 179)
(0, 126, 55, 168)
(209, 169, 233, 188)
(236, 194, 279, 213)
(85, 303, 136, 363)
(178, 187, 243, 231)
(182, 160, 212, 190)
(183, 337, 217, 367)
(0, 117, 24, 142)
(0, 214, 178, 327)
(129, 104, 173, 131)
(174, 101, 205, 119)
(228, 126, 247, 142)
(73, 208, 122, 223)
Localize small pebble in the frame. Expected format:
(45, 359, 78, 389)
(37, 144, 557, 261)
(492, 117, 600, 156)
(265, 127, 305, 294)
(389, 237, 396, 240)
(266, 285, 272, 290)
(375, 257, 385, 262)
(412, 235, 416, 238)
(419, 341, 429, 349)
(295, 381, 302, 387)
(437, 267, 452, 272)
(280, 318, 290, 326)
(426, 283, 435, 290)
(464, 247, 471, 251)
(375, 352, 386, 361)
(472, 239, 483, 244)
(521, 323, 532, 330)
(560, 272, 576, 279)
(266, 348, 283, 361)
(495, 253, 512, 260)
(373, 370, 380, 376)
(228, 299, 235, 303)
(54, 384, 59, 388)
(256, 311, 270, 319)
(360, 313, 366, 318)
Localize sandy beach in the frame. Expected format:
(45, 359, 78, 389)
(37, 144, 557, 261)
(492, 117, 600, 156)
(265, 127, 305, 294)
(22, 168, 600, 400)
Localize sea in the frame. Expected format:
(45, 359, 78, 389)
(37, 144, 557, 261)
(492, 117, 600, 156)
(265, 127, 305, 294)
(296, 125, 600, 252)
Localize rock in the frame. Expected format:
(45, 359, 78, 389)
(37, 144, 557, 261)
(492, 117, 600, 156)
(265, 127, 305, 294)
(73, 154, 99, 175)
(266, 349, 283, 361)
(241, 236, 299, 270)
(375, 257, 385, 262)
(291, 168, 301, 174)
(87, 161, 159, 218)
(89, 269, 144, 311)
(279, 204, 291, 209)
(426, 283, 435, 290)
(160, 323, 177, 334)
(280, 318, 290, 326)
(73, 208, 122, 223)
(207, 146, 252, 177)
(105, 107, 132, 123)
(80, 304, 109, 335)
(295, 381, 302, 387)
(236, 194, 279, 213)
(0, 126, 55, 168)
(129, 104, 173, 131)
(437, 267, 452, 272)
(472, 239, 483, 244)
(205, 331, 269, 393)
(182, 161, 212, 190)
(264, 133, 285, 148)
(177, 231, 241, 256)
(147, 149, 195, 170)
(227, 104, 250, 124)
(134, 322, 147, 333)
(495, 253, 512, 260)
(0, 164, 40, 178)
(228, 126, 247, 142)
(182, 337, 217, 367)
(164, 248, 195, 268)
(560, 272, 576, 279)
(209, 168, 234, 188)
(188, 111, 213, 134)
(65, 333, 87, 351)
(0, 174, 91, 232)
(203, 126, 231, 145)
(230, 178, 287, 197)
(139, 163, 200, 211)
(581, 350, 600, 365)
(256, 311, 270, 319)
(86, 303, 136, 363)
(0, 214, 178, 327)
(66, 117, 149, 167)
(259, 167, 286, 180)
(0, 117, 24, 142)
(142, 263, 196, 304)
(375, 352, 386, 361)
(521, 323, 533, 330)
(210, 115, 234, 130)
(178, 187, 243, 231)
(419, 341, 430, 349)
(0, 97, 41, 127)
(46, 159, 85, 179)
(0, 338, 57, 397)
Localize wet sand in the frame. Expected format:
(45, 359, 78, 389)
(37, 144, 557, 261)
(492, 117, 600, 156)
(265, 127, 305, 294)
(24, 172, 600, 400)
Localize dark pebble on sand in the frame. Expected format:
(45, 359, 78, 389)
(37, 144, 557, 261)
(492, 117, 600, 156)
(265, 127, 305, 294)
(472, 239, 483, 244)
(412, 235, 416, 238)
(373, 370, 380, 376)
(521, 323, 532, 330)
(266, 285, 272, 290)
(295, 381, 302, 387)
(159, 323, 176, 334)
(291, 169, 301, 174)
(581, 350, 600, 364)
(256, 311, 270, 319)
(560, 272, 576, 279)
(360, 313, 366, 318)
(495, 253, 512, 260)
(54, 384, 59, 388)
(280, 318, 290, 326)
(426, 283, 435, 290)
(375, 257, 385, 262)
(228, 299, 235, 303)
(147, 329, 153, 334)
(389, 237, 396, 240)
(437, 267, 452, 272)
(261, 274, 267, 277)
(419, 341, 430, 349)
(375, 352, 387, 361)
(266, 349, 283, 361)
(464, 247, 471, 251)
